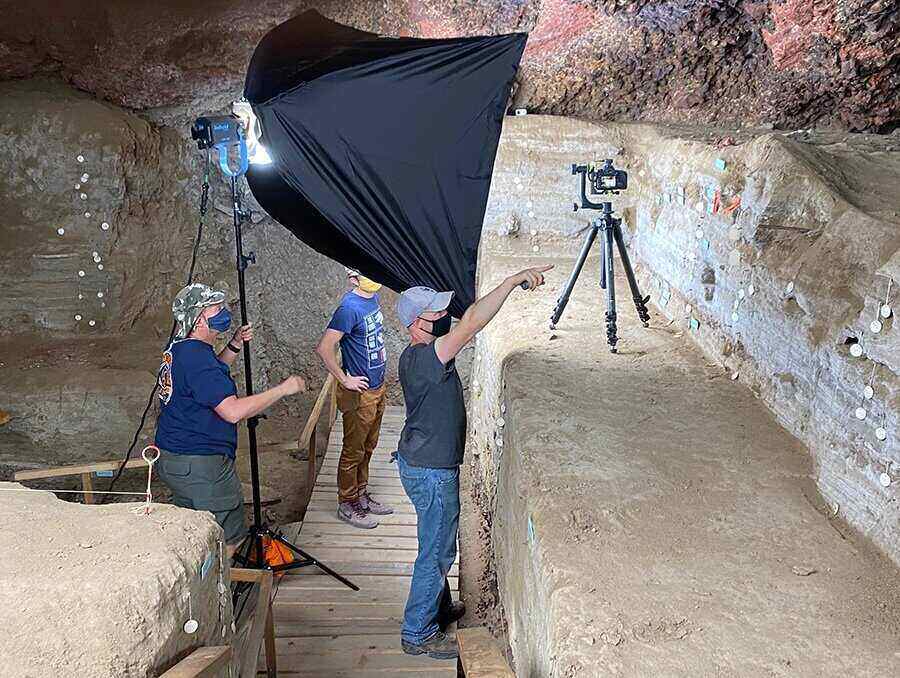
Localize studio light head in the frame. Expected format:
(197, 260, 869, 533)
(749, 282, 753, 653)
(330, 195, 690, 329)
(190, 115, 243, 150)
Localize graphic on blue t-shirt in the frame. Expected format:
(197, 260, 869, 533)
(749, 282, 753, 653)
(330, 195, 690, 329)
(327, 292, 386, 389)
(154, 339, 238, 457)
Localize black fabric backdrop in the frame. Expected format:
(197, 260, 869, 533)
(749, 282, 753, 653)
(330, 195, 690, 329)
(244, 10, 526, 316)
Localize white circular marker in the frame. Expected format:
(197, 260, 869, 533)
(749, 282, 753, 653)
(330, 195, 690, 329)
(695, 228, 703, 239)
(57, 228, 65, 236)
(97, 264, 104, 271)
(497, 418, 505, 428)
(738, 289, 746, 300)
(850, 343, 863, 357)
(76, 155, 84, 163)
(97, 291, 104, 298)
(101, 221, 110, 231)
(74, 183, 81, 190)
(785, 281, 794, 294)
(217, 582, 227, 594)
(77, 293, 84, 300)
(875, 427, 887, 441)
(77, 270, 85, 277)
(100, 302, 106, 308)
(84, 211, 91, 218)
(88, 320, 96, 327)
(532, 245, 539, 252)
(879, 473, 892, 487)
(731, 312, 739, 322)
(880, 304, 892, 319)
(81, 173, 89, 182)
(80, 193, 87, 200)
(93, 255, 101, 263)
(855, 407, 867, 420)
(864, 385, 875, 399)
(183, 619, 198, 634)
(528, 211, 535, 218)
(870, 320, 883, 333)
(91, 251, 98, 257)
(74, 314, 82, 321)
(748, 284, 756, 296)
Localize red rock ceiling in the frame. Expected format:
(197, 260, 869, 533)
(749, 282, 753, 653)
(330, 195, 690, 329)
(0, 0, 896, 131)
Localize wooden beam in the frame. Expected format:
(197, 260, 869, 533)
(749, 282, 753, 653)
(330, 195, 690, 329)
(230, 568, 275, 678)
(299, 373, 336, 449)
(457, 627, 514, 678)
(158, 646, 231, 678)
(81, 472, 95, 504)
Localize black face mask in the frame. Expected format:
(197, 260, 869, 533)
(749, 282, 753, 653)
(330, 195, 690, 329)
(421, 314, 451, 337)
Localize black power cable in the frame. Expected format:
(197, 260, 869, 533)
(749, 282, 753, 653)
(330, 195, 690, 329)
(103, 150, 212, 499)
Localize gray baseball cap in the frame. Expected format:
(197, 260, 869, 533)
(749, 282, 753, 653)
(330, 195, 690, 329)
(397, 286, 454, 327)
(172, 283, 226, 339)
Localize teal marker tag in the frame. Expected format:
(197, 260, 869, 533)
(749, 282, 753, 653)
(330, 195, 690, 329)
(94, 470, 114, 478)
(200, 551, 215, 580)
(690, 318, 700, 330)
(714, 158, 727, 171)
(527, 515, 535, 545)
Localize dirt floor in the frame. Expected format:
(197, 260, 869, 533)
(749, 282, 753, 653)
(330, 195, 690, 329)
(462, 254, 900, 677)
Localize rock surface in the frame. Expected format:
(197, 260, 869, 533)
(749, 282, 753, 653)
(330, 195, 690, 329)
(0, 1, 897, 131)
(0, 484, 232, 676)
(476, 115, 900, 566)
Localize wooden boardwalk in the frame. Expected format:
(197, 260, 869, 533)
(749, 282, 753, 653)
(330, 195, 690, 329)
(270, 406, 458, 676)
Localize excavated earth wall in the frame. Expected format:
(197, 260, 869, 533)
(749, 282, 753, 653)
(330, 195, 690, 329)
(0, 486, 232, 677)
(460, 115, 900, 675)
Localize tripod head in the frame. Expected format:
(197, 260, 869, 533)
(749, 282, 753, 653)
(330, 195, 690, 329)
(572, 159, 628, 212)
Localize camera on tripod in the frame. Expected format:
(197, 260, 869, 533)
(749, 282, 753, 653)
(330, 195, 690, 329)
(572, 159, 628, 212)
(587, 159, 627, 194)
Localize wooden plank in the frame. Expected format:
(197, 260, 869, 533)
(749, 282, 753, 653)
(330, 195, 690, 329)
(14, 457, 148, 481)
(313, 479, 406, 492)
(231, 568, 274, 678)
(299, 522, 419, 538)
(300, 373, 336, 448)
(303, 510, 417, 526)
(275, 574, 449, 593)
(81, 472, 94, 504)
(267, 667, 455, 677)
(457, 628, 515, 678)
(291, 534, 421, 551)
(284, 560, 458, 577)
(307, 500, 416, 516)
(159, 646, 232, 678)
(270, 635, 446, 670)
(274, 602, 409, 623)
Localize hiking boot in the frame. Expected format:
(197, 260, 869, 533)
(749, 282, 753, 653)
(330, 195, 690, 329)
(401, 630, 459, 660)
(359, 490, 394, 515)
(337, 500, 378, 529)
(437, 600, 466, 630)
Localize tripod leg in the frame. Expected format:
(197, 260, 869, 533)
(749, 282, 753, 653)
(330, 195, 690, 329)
(550, 226, 598, 329)
(602, 227, 618, 352)
(612, 223, 651, 327)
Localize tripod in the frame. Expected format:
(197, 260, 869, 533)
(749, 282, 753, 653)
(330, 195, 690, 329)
(226, 173, 358, 590)
(550, 201, 650, 352)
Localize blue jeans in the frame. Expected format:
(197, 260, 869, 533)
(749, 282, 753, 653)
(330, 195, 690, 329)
(396, 454, 459, 643)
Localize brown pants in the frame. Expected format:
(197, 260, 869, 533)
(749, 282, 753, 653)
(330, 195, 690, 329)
(336, 382, 387, 502)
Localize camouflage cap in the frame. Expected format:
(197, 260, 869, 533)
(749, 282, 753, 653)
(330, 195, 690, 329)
(172, 283, 226, 339)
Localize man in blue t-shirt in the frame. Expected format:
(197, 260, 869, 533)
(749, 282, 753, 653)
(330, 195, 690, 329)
(155, 283, 306, 551)
(316, 268, 392, 529)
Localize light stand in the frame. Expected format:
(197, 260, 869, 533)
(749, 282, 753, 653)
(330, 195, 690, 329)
(228, 175, 356, 589)
(194, 117, 357, 589)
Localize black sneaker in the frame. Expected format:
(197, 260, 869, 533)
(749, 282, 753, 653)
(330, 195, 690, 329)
(401, 630, 459, 660)
(437, 600, 466, 630)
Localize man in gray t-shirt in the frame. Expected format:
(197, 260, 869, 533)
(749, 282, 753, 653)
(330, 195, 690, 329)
(394, 265, 552, 660)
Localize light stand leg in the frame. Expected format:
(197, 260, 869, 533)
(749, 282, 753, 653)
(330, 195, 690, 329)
(601, 221, 618, 352)
(612, 222, 651, 327)
(227, 177, 356, 590)
(550, 223, 598, 329)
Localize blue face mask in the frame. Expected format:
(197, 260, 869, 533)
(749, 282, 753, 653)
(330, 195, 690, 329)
(206, 307, 232, 333)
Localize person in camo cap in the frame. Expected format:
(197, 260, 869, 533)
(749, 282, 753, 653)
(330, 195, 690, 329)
(155, 282, 306, 554)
